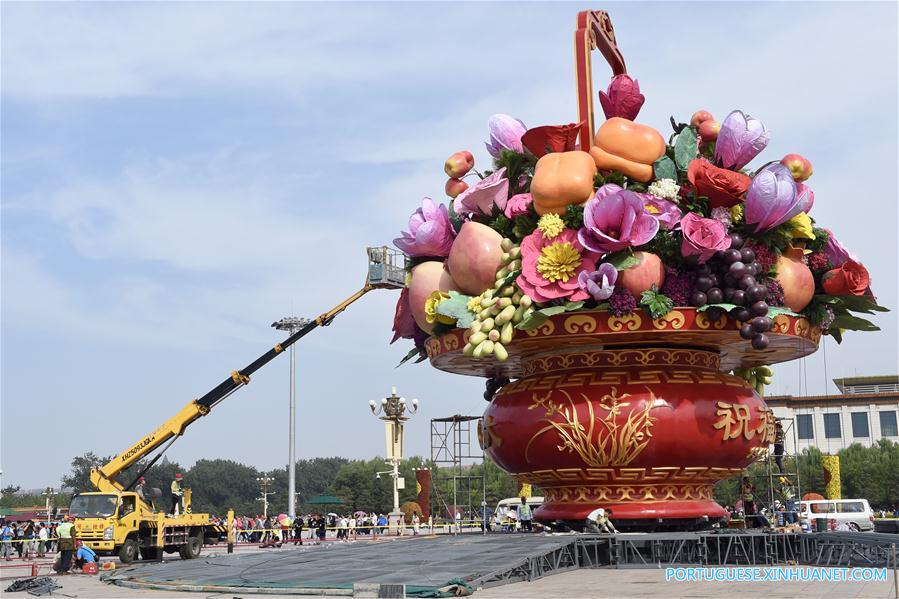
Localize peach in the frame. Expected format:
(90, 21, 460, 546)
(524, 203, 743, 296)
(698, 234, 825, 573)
(617, 252, 665, 299)
(408, 261, 459, 333)
(690, 110, 715, 128)
(446, 221, 504, 295)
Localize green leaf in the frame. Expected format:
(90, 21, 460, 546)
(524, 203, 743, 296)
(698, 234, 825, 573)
(766, 306, 800, 318)
(829, 328, 843, 344)
(564, 301, 585, 312)
(515, 311, 548, 331)
(697, 303, 738, 312)
(447, 200, 465, 234)
(815, 294, 890, 314)
(397, 346, 425, 367)
(436, 291, 476, 328)
(831, 313, 881, 332)
(638, 285, 674, 320)
(673, 126, 699, 171)
(496, 269, 521, 291)
(539, 305, 567, 317)
(605, 250, 640, 271)
(653, 155, 677, 181)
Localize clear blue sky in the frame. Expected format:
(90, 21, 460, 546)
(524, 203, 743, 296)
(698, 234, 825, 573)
(2, 2, 897, 489)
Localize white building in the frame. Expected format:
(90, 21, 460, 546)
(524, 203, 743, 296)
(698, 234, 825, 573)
(766, 375, 899, 455)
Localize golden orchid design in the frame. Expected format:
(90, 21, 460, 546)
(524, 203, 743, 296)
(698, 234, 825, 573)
(525, 387, 660, 467)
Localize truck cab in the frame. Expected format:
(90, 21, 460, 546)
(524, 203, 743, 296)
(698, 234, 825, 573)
(71, 492, 142, 555)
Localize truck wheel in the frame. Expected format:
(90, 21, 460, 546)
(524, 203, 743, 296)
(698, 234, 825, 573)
(119, 539, 138, 563)
(178, 535, 202, 560)
(140, 546, 160, 560)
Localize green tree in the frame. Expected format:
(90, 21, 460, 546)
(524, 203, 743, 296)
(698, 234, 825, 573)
(61, 452, 112, 493)
(188, 459, 259, 517)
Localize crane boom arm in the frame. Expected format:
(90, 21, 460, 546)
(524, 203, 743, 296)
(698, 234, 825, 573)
(91, 285, 373, 491)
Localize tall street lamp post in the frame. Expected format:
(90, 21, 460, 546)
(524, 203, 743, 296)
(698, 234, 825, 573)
(369, 387, 418, 535)
(256, 476, 274, 518)
(271, 316, 311, 518)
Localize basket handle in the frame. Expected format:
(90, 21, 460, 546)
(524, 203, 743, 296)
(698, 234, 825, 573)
(575, 10, 627, 150)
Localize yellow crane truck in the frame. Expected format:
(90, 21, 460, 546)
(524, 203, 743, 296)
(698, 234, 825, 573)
(69, 247, 405, 562)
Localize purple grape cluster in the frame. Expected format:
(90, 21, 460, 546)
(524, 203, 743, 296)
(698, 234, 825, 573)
(689, 233, 773, 350)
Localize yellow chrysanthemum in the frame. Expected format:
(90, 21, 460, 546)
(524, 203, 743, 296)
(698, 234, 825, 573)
(467, 294, 483, 314)
(536, 242, 581, 283)
(788, 212, 815, 241)
(537, 214, 565, 239)
(424, 291, 455, 325)
(730, 204, 744, 224)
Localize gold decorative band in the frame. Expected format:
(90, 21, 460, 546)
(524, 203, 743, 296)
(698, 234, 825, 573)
(522, 348, 720, 377)
(543, 483, 714, 503)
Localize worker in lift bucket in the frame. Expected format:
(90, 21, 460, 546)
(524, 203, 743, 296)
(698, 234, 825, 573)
(170, 473, 184, 516)
(134, 477, 147, 501)
(584, 507, 618, 534)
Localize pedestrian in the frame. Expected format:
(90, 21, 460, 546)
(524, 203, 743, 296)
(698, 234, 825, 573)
(22, 521, 35, 559)
(37, 523, 48, 557)
(170, 473, 184, 516)
(412, 512, 420, 536)
(348, 515, 357, 540)
(454, 510, 462, 533)
(54, 516, 76, 574)
(517, 497, 533, 532)
(293, 516, 304, 546)
(740, 476, 757, 527)
(316, 515, 326, 543)
(584, 508, 618, 534)
(0, 521, 13, 561)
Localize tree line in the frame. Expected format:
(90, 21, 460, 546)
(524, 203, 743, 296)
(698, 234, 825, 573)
(4, 440, 895, 515)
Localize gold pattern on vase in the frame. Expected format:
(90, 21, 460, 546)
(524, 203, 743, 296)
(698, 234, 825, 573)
(652, 310, 686, 330)
(563, 314, 598, 334)
(542, 483, 713, 503)
(608, 313, 642, 331)
(695, 310, 727, 330)
(525, 387, 660, 467)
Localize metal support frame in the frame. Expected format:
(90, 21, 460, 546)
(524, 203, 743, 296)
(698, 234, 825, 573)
(430, 415, 486, 531)
(748, 415, 802, 521)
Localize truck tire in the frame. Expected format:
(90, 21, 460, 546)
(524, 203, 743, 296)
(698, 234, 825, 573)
(140, 546, 160, 560)
(178, 534, 202, 560)
(119, 539, 139, 563)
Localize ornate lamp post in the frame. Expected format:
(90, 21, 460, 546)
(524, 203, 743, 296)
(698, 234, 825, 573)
(369, 387, 418, 534)
(256, 476, 274, 518)
(42, 487, 57, 518)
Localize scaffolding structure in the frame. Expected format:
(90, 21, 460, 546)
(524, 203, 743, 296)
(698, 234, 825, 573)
(430, 415, 486, 532)
(749, 416, 802, 523)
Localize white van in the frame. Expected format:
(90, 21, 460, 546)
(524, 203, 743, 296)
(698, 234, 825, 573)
(797, 498, 875, 531)
(494, 497, 544, 525)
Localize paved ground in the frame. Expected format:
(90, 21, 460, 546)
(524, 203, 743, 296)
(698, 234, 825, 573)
(10, 566, 897, 598)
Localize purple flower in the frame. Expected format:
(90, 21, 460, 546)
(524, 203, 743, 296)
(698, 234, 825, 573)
(393, 197, 456, 257)
(609, 286, 637, 316)
(715, 110, 769, 170)
(598, 74, 645, 121)
(795, 182, 815, 214)
(823, 229, 858, 267)
(577, 263, 618, 301)
(504, 192, 532, 218)
(642, 196, 682, 230)
(660, 267, 694, 306)
(456, 168, 509, 216)
(744, 163, 801, 232)
(578, 184, 660, 254)
(485, 114, 527, 159)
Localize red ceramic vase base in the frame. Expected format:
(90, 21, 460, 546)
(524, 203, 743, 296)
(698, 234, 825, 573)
(535, 496, 727, 523)
(479, 347, 778, 527)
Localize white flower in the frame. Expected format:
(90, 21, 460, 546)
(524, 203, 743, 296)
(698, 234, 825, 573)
(647, 178, 680, 201)
(710, 206, 733, 226)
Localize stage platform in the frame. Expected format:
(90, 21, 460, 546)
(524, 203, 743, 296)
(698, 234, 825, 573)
(104, 531, 899, 596)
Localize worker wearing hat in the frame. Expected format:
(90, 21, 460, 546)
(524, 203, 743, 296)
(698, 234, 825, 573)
(170, 474, 184, 516)
(134, 476, 147, 501)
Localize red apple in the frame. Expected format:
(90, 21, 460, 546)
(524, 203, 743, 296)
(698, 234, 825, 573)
(690, 110, 714, 128)
(445, 178, 469, 198)
(408, 261, 459, 333)
(780, 153, 813, 182)
(617, 252, 665, 299)
(444, 151, 475, 178)
(446, 221, 504, 295)
(698, 120, 720, 142)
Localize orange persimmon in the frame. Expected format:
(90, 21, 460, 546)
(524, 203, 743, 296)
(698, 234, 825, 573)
(589, 117, 666, 183)
(530, 151, 597, 216)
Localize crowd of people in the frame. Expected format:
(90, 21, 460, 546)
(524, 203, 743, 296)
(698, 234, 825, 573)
(0, 520, 58, 560)
(230, 511, 429, 545)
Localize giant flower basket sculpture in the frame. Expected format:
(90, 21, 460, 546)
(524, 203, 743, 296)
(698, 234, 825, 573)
(389, 10, 886, 528)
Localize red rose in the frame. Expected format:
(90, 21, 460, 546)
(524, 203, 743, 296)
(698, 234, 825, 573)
(687, 159, 751, 209)
(521, 122, 583, 158)
(822, 260, 870, 296)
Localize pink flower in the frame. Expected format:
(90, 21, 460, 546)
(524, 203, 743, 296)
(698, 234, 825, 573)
(517, 228, 599, 303)
(642, 196, 681, 231)
(391, 288, 418, 343)
(715, 110, 769, 170)
(598, 74, 645, 121)
(504, 193, 532, 218)
(456, 167, 509, 216)
(393, 197, 456, 257)
(577, 263, 617, 301)
(796, 182, 815, 214)
(680, 212, 731, 264)
(578, 184, 660, 254)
